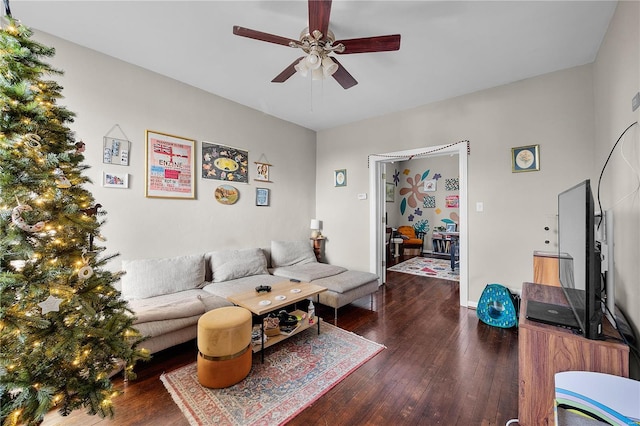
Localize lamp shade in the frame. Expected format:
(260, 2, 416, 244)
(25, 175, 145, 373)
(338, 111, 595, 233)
(310, 219, 321, 230)
(305, 51, 322, 70)
(294, 57, 309, 77)
(322, 56, 338, 77)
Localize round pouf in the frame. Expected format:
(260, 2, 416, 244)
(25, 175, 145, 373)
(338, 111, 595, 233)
(197, 306, 252, 388)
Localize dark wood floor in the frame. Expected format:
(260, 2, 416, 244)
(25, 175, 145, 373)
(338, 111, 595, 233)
(43, 255, 519, 426)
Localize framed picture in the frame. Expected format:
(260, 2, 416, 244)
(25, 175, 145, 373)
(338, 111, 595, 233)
(201, 141, 249, 183)
(256, 188, 270, 206)
(446, 223, 457, 232)
(334, 169, 347, 187)
(254, 162, 272, 183)
(385, 182, 395, 202)
(102, 137, 130, 166)
(445, 195, 459, 208)
(511, 144, 540, 172)
(145, 130, 196, 199)
(102, 171, 129, 189)
(424, 179, 437, 192)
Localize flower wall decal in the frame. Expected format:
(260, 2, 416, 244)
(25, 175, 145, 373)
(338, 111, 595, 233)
(399, 170, 430, 215)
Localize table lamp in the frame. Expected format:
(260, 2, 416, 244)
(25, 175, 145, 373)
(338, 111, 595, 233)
(310, 219, 322, 239)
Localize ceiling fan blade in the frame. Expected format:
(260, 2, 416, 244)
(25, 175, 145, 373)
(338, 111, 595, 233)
(334, 34, 401, 54)
(233, 25, 297, 47)
(330, 57, 358, 89)
(308, 0, 332, 40)
(272, 57, 305, 83)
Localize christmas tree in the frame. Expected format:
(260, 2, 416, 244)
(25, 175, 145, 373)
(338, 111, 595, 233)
(0, 13, 147, 426)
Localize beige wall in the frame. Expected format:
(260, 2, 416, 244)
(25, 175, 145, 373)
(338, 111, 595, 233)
(593, 1, 640, 345)
(34, 30, 317, 266)
(317, 64, 596, 300)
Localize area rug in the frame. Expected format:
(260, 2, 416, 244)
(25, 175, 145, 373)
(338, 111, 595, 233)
(387, 256, 459, 281)
(160, 322, 385, 426)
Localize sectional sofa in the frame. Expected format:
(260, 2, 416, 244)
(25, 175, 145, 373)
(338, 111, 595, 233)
(120, 241, 379, 354)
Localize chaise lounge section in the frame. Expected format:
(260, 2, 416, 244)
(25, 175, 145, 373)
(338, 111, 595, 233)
(269, 240, 379, 320)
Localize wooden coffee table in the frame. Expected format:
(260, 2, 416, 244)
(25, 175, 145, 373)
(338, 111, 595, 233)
(227, 280, 326, 362)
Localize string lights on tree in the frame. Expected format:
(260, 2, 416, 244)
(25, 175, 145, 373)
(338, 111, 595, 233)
(0, 7, 147, 425)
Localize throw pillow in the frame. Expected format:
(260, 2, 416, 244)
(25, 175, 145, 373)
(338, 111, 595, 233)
(209, 248, 268, 283)
(270, 240, 317, 267)
(120, 254, 205, 300)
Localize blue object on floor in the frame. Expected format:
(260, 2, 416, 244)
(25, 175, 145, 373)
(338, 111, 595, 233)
(476, 283, 518, 328)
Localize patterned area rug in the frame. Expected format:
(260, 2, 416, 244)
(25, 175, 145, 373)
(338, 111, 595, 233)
(161, 322, 384, 426)
(387, 256, 459, 281)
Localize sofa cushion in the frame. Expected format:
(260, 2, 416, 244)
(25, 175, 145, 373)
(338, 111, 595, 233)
(312, 270, 379, 294)
(121, 254, 205, 300)
(126, 289, 226, 324)
(270, 240, 317, 267)
(271, 263, 347, 282)
(209, 248, 269, 283)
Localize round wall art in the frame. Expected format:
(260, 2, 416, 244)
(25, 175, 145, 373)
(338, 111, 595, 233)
(214, 185, 239, 205)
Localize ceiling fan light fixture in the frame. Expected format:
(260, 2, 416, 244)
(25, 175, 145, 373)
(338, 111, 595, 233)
(311, 67, 324, 81)
(322, 56, 338, 77)
(305, 50, 322, 70)
(294, 57, 309, 77)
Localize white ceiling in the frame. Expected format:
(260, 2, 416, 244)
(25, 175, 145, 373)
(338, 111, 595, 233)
(11, 1, 617, 131)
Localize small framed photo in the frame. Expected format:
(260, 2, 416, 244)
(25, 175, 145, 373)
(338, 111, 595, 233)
(385, 182, 395, 202)
(256, 188, 270, 206)
(102, 137, 130, 166)
(446, 223, 457, 232)
(511, 144, 540, 172)
(424, 179, 437, 192)
(102, 171, 129, 189)
(255, 162, 272, 182)
(334, 169, 347, 187)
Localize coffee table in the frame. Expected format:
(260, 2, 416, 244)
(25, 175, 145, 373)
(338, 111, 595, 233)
(227, 280, 326, 362)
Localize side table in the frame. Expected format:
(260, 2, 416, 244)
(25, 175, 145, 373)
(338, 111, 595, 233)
(310, 237, 325, 262)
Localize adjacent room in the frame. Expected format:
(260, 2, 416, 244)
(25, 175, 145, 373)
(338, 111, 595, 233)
(1, 1, 639, 425)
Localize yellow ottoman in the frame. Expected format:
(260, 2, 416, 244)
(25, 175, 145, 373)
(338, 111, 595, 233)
(197, 306, 252, 388)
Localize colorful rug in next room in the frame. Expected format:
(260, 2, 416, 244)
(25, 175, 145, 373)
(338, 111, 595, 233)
(160, 322, 385, 426)
(387, 256, 459, 281)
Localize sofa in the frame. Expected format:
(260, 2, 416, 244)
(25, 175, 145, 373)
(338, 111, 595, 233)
(119, 242, 379, 354)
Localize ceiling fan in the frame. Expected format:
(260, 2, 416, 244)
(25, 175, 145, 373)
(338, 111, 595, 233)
(232, 0, 401, 89)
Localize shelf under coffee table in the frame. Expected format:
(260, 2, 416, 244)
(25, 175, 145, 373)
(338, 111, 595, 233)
(227, 280, 327, 362)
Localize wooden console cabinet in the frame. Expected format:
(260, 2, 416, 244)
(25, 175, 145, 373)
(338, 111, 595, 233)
(518, 282, 629, 425)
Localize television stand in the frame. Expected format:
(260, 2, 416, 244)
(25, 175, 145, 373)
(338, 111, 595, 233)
(518, 282, 629, 426)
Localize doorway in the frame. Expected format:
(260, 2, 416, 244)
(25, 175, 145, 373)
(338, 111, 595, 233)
(368, 142, 468, 307)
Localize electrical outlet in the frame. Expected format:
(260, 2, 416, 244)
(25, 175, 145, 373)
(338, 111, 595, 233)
(633, 92, 640, 112)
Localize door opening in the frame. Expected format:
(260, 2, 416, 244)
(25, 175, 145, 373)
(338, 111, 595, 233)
(369, 142, 469, 307)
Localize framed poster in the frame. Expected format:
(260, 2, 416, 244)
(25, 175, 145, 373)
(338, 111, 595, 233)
(145, 130, 196, 199)
(256, 188, 270, 206)
(202, 142, 249, 183)
(511, 144, 540, 172)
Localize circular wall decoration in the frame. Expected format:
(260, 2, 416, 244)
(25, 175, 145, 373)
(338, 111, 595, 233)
(214, 185, 239, 205)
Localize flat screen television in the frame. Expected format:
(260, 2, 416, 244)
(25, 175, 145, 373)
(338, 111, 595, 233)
(557, 179, 603, 339)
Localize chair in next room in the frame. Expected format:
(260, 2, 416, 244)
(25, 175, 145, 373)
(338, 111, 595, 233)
(397, 226, 424, 256)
